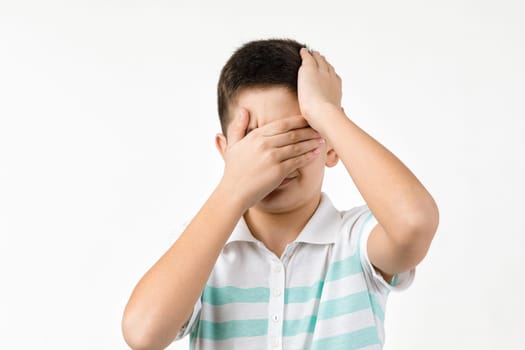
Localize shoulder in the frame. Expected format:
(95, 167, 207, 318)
(336, 203, 374, 245)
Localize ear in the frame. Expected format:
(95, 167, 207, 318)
(324, 142, 339, 168)
(215, 133, 228, 160)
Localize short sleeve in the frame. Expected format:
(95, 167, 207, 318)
(174, 297, 202, 340)
(357, 209, 415, 294)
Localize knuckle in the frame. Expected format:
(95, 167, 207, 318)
(257, 139, 268, 151)
(280, 120, 290, 131)
(302, 151, 312, 162)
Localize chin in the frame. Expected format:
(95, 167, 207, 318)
(255, 196, 298, 214)
(255, 186, 315, 214)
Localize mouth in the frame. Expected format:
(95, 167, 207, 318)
(278, 176, 297, 187)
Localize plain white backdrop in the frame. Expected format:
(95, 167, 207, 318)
(1, 0, 524, 349)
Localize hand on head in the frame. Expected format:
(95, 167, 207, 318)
(297, 47, 343, 135)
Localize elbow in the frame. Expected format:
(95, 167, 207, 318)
(412, 196, 440, 243)
(390, 203, 440, 269)
(399, 209, 440, 268)
(404, 195, 440, 245)
(122, 306, 185, 350)
(122, 308, 167, 350)
(121, 313, 153, 350)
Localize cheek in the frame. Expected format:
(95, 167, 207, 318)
(299, 156, 326, 175)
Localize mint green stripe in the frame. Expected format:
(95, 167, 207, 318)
(363, 211, 374, 226)
(324, 212, 373, 282)
(285, 280, 324, 303)
(318, 291, 385, 323)
(202, 285, 269, 305)
(325, 253, 362, 281)
(196, 319, 268, 340)
(390, 274, 399, 286)
(283, 315, 317, 337)
(312, 326, 381, 350)
(369, 294, 385, 322)
(317, 291, 371, 320)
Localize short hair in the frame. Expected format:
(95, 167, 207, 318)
(217, 38, 308, 136)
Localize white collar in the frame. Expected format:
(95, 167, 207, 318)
(225, 192, 342, 246)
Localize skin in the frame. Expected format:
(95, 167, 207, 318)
(215, 86, 339, 257)
(121, 48, 439, 350)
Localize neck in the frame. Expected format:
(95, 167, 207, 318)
(243, 192, 322, 258)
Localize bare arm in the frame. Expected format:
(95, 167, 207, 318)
(314, 106, 438, 275)
(121, 182, 245, 350)
(297, 48, 439, 278)
(121, 110, 322, 350)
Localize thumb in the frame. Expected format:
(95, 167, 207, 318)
(227, 108, 250, 145)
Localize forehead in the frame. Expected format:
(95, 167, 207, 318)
(231, 86, 301, 128)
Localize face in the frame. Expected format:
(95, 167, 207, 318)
(218, 86, 338, 214)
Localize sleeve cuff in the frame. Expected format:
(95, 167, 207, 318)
(359, 211, 416, 293)
(175, 297, 202, 340)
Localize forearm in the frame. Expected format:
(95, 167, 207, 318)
(320, 105, 438, 239)
(122, 181, 246, 350)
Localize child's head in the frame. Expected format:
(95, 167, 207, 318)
(215, 38, 339, 213)
(217, 38, 306, 136)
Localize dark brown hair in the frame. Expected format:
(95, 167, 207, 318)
(217, 38, 307, 135)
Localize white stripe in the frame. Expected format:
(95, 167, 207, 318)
(312, 308, 377, 339)
(199, 301, 268, 322)
(283, 332, 314, 349)
(285, 246, 332, 287)
(321, 272, 368, 301)
(208, 247, 271, 288)
(192, 335, 268, 350)
(285, 298, 320, 319)
(374, 314, 386, 343)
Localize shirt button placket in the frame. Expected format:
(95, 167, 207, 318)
(268, 259, 285, 350)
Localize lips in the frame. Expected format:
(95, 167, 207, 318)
(279, 176, 297, 187)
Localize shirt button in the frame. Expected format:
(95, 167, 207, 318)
(272, 314, 280, 322)
(273, 264, 282, 273)
(272, 337, 280, 347)
(273, 288, 282, 297)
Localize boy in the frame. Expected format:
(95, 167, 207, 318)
(122, 39, 439, 350)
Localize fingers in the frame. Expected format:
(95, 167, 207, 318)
(258, 115, 310, 136)
(227, 108, 250, 145)
(280, 146, 321, 175)
(267, 126, 321, 148)
(300, 47, 317, 67)
(311, 50, 330, 72)
(274, 137, 324, 162)
(300, 47, 337, 74)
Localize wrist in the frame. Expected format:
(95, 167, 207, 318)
(307, 103, 346, 137)
(216, 177, 250, 214)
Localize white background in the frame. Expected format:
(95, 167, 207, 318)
(1, 0, 524, 349)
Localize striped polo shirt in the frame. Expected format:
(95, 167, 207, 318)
(173, 192, 415, 349)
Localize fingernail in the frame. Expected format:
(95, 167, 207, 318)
(313, 148, 321, 154)
(318, 138, 325, 144)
